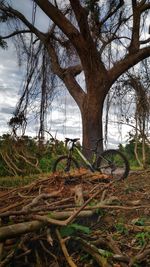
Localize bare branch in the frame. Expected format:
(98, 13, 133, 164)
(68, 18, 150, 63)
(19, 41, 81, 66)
(0, 3, 46, 41)
(56, 229, 78, 267)
(0, 30, 31, 39)
(46, 40, 85, 109)
(100, 0, 124, 27)
(140, 37, 150, 44)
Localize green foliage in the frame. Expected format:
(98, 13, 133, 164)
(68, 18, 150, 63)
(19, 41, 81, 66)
(98, 249, 113, 258)
(80, 253, 89, 261)
(39, 157, 53, 172)
(135, 232, 150, 247)
(0, 175, 38, 187)
(119, 137, 150, 168)
(60, 223, 91, 237)
(0, 134, 69, 177)
(134, 217, 146, 226)
(115, 223, 129, 235)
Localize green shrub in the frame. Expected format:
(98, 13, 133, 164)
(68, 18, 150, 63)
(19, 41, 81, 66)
(0, 134, 70, 177)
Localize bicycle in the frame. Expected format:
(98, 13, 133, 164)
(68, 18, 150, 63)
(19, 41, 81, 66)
(53, 138, 130, 180)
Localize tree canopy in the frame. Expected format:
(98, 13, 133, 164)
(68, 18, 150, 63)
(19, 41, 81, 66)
(0, 0, 150, 155)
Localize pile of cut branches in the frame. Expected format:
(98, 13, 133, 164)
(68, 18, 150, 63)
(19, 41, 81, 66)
(0, 170, 150, 267)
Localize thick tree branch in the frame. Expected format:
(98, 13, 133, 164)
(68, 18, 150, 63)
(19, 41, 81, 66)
(109, 46, 150, 84)
(65, 65, 82, 77)
(69, 0, 91, 41)
(34, 0, 85, 51)
(139, 2, 150, 12)
(34, 0, 107, 74)
(63, 73, 86, 112)
(128, 2, 141, 53)
(129, 1, 150, 53)
(46, 40, 85, 110)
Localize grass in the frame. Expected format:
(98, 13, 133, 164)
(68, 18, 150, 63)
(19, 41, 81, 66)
(0, 174, 40, 187)
(130, 166, 143, 171)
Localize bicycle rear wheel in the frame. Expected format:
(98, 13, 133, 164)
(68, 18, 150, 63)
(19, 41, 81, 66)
(97, 149, 129, 180)
(52, 156, 79, 173)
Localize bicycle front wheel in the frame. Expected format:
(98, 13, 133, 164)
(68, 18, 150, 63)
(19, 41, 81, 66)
(97, 149, 130, 180)
(52, 156, 79, 173)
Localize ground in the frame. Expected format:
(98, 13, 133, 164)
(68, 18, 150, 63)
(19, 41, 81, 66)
(0, 169, 150, 267)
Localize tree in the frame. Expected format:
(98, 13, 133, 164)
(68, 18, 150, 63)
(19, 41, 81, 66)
(125, 73, 149, 168)
(0, 0, 150, 157)
(121, 64, 150, 168)
(103, 59, 150, 167)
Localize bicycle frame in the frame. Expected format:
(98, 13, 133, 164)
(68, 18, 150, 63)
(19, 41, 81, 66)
(74, 146, 95, 172)
(67, 138, 99, 172)
(69, 140, 112, 172)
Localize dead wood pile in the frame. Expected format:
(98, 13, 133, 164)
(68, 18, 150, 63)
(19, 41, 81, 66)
(0, 170, 150, 267)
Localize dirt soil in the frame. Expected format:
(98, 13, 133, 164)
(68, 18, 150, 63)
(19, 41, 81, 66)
(0, 169, 150, 267)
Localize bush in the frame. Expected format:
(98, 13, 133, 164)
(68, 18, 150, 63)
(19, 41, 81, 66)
(0, 134, 68, 177)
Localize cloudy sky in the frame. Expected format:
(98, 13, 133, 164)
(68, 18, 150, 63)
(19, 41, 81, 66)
(0, 41, 83, 139)
(0, 40, 131, 148)
(0, 35, 84, 140)
(0, 42, 22, 133)
(0, 0, 134, 148)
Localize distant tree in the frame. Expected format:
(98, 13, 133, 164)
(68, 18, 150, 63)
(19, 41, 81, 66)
(124, 135, 150, 168)
(0, 0, 150, 157)
(125, 74, 149, 167)
(105, 59, 150, 167)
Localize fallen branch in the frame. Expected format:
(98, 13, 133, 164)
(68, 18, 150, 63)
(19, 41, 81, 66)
(125, 224, 150, 232)
(75, 237, 112, 267)
(0, 220, 44, 242)
(22, 189, 64, 211)
(0, 249, 15, 267)
(56, 229, 77, 267)
(0, 185, 113, 241)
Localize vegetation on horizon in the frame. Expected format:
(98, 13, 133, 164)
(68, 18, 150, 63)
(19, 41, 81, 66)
(0, 133, 149, 179)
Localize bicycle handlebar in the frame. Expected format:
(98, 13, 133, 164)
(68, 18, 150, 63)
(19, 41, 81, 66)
(65, 138, 103, 143)
(65, 137, 103, 152)
(65, 138, 80, 143)
(64, 137, 104, 154)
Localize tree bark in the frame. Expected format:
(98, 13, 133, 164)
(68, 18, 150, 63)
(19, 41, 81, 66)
(82, 99, 104, 158)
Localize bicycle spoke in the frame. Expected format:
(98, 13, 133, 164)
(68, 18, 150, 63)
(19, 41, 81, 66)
(97, 149, 129, 180)
(53, 156, 79, 173)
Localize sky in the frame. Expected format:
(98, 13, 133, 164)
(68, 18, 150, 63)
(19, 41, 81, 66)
(0, 37, 84, 141)
(0, 40, 131, 148)
(0, 0, 136, 148)
(0, 43, 22, 133)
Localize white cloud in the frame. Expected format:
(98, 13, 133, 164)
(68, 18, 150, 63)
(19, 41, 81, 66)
(0, 0, 136, 147)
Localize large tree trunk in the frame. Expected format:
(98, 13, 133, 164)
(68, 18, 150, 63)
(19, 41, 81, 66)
(81, 95, 104, 159)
